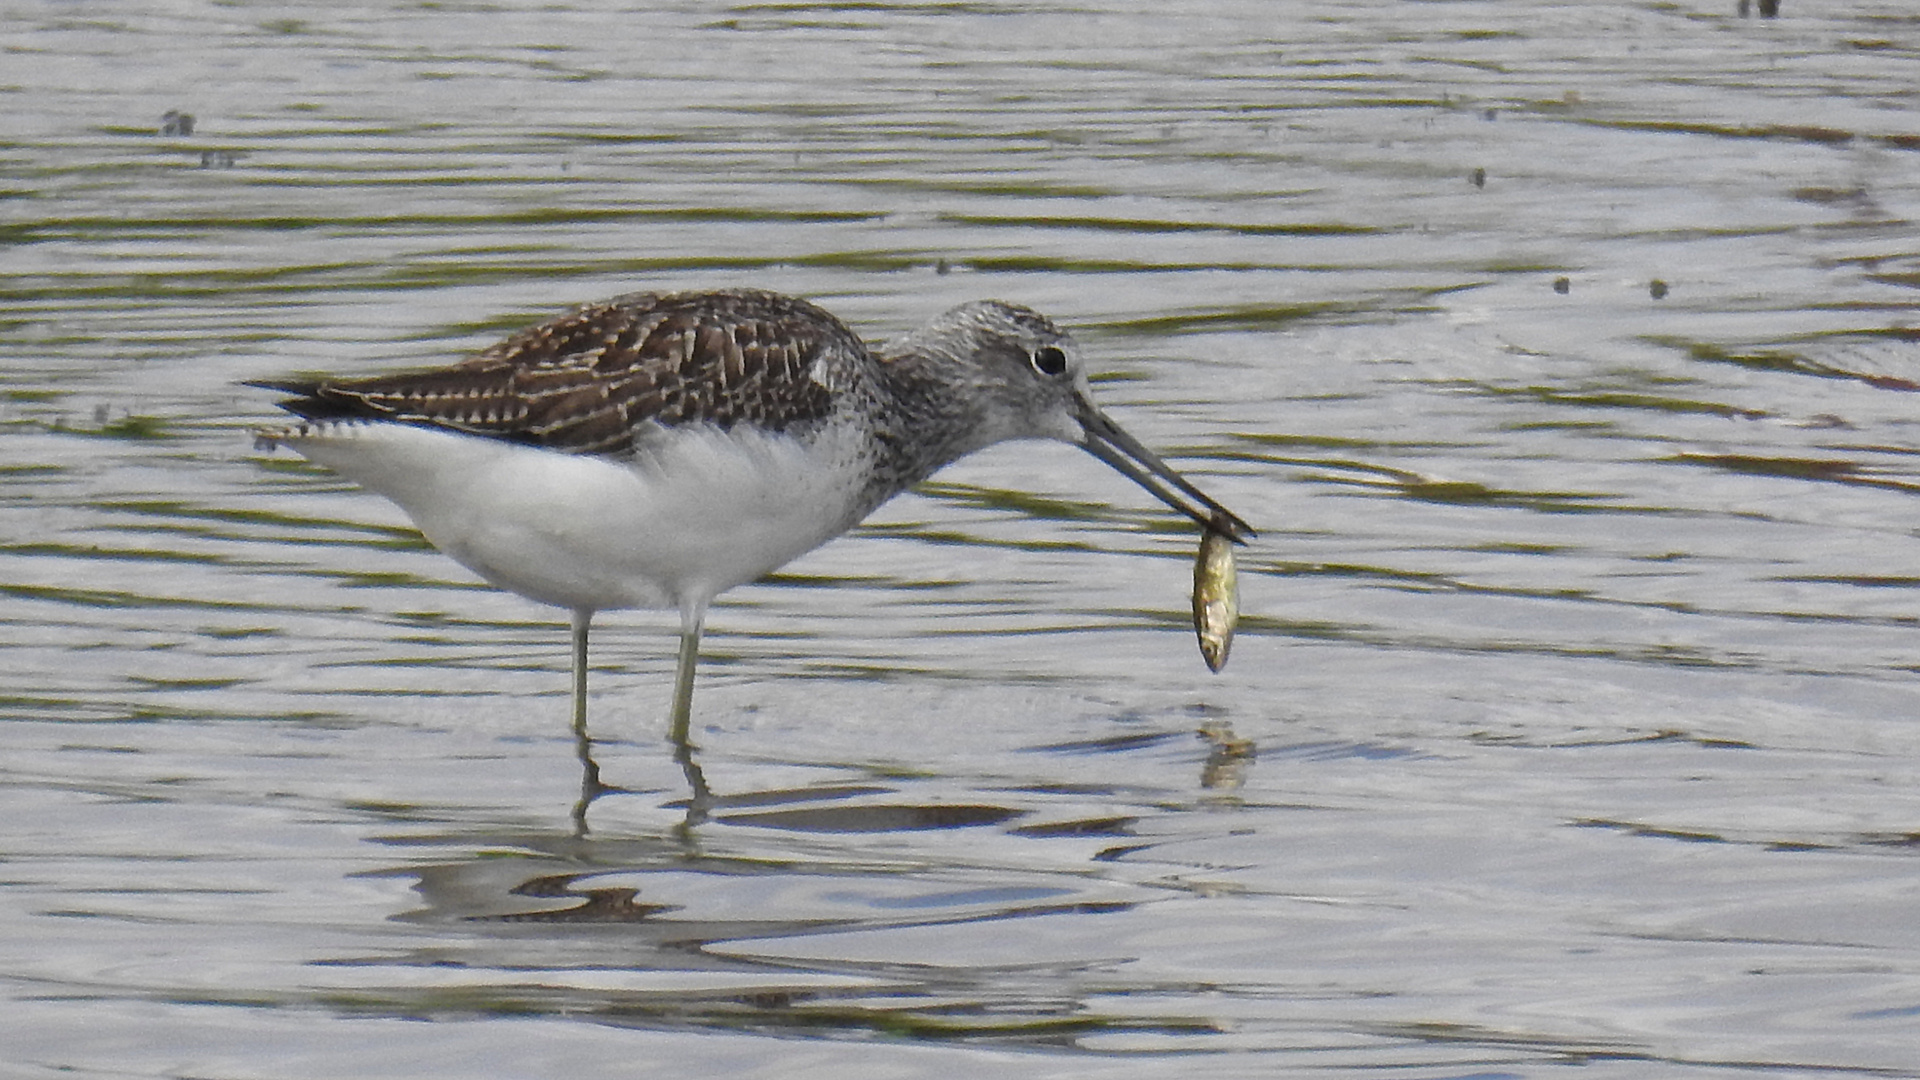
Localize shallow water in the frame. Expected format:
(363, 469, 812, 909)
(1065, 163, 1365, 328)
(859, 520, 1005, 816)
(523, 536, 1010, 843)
(5, 2, 1920, 1076)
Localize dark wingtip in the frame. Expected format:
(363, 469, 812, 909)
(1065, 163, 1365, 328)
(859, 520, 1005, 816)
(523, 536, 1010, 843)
(242, 377, 320, 395)
(245, 377, 366, 422)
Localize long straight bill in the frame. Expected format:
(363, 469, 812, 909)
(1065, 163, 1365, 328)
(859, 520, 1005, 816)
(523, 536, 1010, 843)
(1078, 403, 1254, 543)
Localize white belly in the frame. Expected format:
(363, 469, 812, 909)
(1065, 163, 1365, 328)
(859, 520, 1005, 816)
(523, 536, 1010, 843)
(278, 420, 873, 614)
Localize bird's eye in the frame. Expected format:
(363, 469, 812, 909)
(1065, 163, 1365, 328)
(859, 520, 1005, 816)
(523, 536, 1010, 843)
(1030, 345, 1068, 376)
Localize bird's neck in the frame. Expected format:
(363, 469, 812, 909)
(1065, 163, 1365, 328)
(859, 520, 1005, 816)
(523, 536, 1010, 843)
(868, 342, 1006, 485)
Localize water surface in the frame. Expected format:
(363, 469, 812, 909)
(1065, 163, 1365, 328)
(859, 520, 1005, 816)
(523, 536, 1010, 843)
(5, 2, 1920, 1077)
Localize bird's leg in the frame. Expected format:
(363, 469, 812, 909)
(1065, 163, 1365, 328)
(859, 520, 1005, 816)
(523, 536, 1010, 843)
(570, 608, 592, 734)
(667, 604, 705, 749)
(568, 608, 606, 836)
(666, 601, 713, 829)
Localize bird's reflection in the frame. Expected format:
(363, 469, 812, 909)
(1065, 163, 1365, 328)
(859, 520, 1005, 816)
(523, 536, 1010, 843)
(569, 712, 711, 839)
(389, 717, 1255, 938)
(570, 715, 1257, 840)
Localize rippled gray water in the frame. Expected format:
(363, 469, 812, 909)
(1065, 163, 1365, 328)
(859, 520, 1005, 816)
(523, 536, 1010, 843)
(6, 2, 1920, 1076)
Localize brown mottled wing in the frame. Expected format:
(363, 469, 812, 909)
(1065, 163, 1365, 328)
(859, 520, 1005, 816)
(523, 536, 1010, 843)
(269, 289, 855, 456)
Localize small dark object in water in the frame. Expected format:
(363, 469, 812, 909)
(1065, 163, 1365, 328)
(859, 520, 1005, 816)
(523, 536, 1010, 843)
(1470, 167, 1486, 188)
(1553, 277, 1571, 295)
(1650, 279, 1669, 300)
(1758, 0, 1778, 16)
(160, 110, 194, 136)
(200, 149, 237, 168)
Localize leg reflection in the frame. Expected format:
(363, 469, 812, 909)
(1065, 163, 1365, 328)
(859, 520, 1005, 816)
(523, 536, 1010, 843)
(568, 706, 714, 838)
(569, 704, 610, 837)
(672, 724, 713, 837)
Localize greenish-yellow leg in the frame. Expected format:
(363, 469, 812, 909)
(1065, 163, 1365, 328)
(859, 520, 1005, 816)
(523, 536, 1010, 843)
(568, 608, 603, 836)
(667, 605, 705, 749)
(667, 604, 711, 832)
(570, 609, 591, 733)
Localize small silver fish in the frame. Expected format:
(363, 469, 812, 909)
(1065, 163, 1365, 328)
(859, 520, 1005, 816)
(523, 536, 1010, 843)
(1192, 520, 1238, 673)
